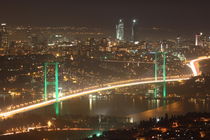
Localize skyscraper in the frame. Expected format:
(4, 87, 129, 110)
(27, 25, 32, 46)
(116, 19, 124, 41)
(131, 19, 137, 42)
(195, 32, 204, 46)
(0, 23, 9, 49)
(176, 36, 181, 47)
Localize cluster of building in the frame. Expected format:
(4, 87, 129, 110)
(0, 21, 209, 101)
(0, 21, 209, 59)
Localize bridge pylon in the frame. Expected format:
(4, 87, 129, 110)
(154, 52, 167, 98)
(44, 62, 59, 102)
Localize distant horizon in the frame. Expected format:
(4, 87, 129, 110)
(2, 23, 208, 41)
(0, 0, 209, 33)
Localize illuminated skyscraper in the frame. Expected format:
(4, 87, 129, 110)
(0, 23, 9, 49)
(176, 36, 181, 47)
(1, 23, 7, 32)
(116, 19, 124, 41)
(195, 32, 204, 46)
(27, 25, 32, 46)
(131, 19, 137, 42)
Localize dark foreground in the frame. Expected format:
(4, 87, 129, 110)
(86, 112, 210, 140)
(1, 112, 210, 140)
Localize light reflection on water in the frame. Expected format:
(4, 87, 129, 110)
(1, 94, 210, 122)
(89, 95, 93, 111)
(0, 94, 41, 106)
(128, 101, 183, 122)
(129, 98, 210, 122)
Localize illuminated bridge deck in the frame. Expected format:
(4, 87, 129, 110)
(0, 55, 209, 119)
(0, 76, 190, 119)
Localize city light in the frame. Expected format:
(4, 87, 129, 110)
(188, 56, 210, 76)
(0, 2, 210, 139)
(0, 76, 189, 118)
(47, 121, 52, 127)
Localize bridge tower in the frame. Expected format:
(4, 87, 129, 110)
(154, 52, 167, 98)
(44, 62, 59, 101)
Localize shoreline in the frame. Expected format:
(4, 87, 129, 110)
(128, 101, 185, 122)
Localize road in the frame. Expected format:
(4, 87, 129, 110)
(187, 56, 210, 76)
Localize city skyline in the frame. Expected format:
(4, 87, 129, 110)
(1, 1, 210, 139)
(0, 0, 209, 33)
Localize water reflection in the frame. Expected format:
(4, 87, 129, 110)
(60, 101, 63, 110)
(54, 102, 60, 116)
(1, 94, 210, 123)
(89, 95, 93, 111)
(26, 95, 178, 119)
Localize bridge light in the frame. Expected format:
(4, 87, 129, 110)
(96, 132, 102, 137)
(47, 121, 52, 127)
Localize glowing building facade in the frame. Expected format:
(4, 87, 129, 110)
(195, 32, 204, 46)
(131, 19, 137, 42)
(116, 19, 124, 41)
(0, 23, 9, 49)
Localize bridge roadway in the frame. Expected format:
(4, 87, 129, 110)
(0, 55, 210, 119)
(102, 60, 153, 64)
(187, 56, 210, 76)
(0, 76, 189, 119)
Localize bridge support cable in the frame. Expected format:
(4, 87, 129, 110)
(44, 62, 59, 102)
(162, 52, 167, 98)
(154, 53, 158, 98)
(153, 51, 167, 98)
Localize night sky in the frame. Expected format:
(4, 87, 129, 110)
(0, 0, 209, 33)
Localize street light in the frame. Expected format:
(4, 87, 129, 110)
(47, 121, 52, 127)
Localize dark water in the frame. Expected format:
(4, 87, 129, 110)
(1, 93, 210, 121)
(1, 94, 210, 140)
(21, 94, 210, 122)
(129, 98, 210, 122)
(25, 94, 171, 117)
(0, 94, 41, 111)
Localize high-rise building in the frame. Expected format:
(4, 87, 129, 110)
(195, 32, 204, 46)
(1, 23, 7, 32)
(116, 19, 124, 41)
(131, 19, 137, 42)
(27, 25, 32, 46)
(176, 36, 181, 47)
(0, 23, 9, 49)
